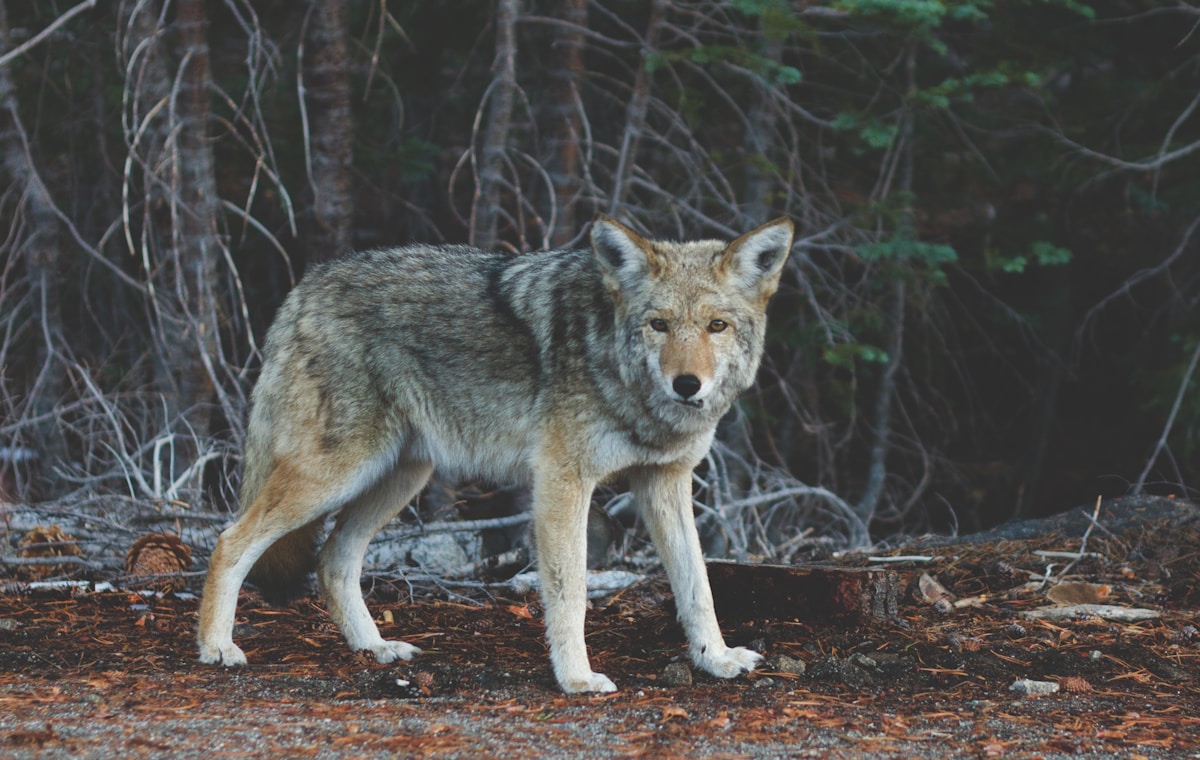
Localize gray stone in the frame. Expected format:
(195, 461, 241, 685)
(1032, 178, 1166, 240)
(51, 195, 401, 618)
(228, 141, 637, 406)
(1008, 679, 1060, 696)
(764, 654, 806, 676)
(661, 661, 693, 687)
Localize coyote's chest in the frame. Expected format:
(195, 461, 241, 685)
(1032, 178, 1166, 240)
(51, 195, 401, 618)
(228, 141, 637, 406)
(407, 397, 713, 485)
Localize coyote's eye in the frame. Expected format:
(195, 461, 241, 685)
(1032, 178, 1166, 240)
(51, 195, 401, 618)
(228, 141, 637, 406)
(708, 319, 728, 333)
(649, 318, 669, 333)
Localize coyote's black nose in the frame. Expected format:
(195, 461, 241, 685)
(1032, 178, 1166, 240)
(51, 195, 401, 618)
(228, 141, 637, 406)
(673, 374, 702, 399)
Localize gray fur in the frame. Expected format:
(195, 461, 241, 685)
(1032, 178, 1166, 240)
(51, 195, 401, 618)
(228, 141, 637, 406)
(198, 216, 795, 693)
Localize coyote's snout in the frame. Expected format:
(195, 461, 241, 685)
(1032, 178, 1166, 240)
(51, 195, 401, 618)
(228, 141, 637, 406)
(198, 215, 794, 693)
(653, 317, 721, 407)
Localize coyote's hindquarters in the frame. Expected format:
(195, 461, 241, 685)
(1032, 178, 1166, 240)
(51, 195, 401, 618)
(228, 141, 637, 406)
(198, 215, 794, 693)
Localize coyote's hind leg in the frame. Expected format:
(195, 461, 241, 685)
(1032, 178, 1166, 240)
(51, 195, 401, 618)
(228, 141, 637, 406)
(318, 459, 433, 663)
(198, 461, 349, 666)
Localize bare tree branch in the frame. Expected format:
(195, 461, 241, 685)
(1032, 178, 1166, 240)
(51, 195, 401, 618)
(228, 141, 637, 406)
(0, 0, 96, 68)
(608, 0, 667, 218)
(1133, 339, 1200, 494)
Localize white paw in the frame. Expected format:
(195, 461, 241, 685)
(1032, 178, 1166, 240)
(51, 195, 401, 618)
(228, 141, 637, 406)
(694, 644, 762, 679)
(198, 641, 247, 667)
(558, 671, 618, 694)
(366, 640, 422, 664)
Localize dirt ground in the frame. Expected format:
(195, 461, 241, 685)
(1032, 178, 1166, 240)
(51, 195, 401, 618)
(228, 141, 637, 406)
(1, 498, 1198, 759)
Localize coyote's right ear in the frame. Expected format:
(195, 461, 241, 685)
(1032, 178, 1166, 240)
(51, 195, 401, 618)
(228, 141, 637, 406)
(718, 217, 794, 301)
(591, 215, 661, 295)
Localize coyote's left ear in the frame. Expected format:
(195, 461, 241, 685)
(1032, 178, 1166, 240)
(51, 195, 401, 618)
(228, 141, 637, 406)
(719, 217, 795, 300)
(591, 214, 661, 295)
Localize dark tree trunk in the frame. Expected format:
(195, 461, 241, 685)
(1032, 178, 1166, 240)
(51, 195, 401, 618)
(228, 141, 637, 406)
(0, 0, 68, 496)
(152, 0, 221, 486)
(547, 0, 586, 247)
(742, 35, 782, 229)
(855, 46, 918, 525)
(302, 0, 354, 262)
(472, 0, 520, 250)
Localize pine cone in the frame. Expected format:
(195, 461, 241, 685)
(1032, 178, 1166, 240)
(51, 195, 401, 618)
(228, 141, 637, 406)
(124, 532, 192, 589)
(17, 525, 84, 580)
(990, 560, 1020, 589)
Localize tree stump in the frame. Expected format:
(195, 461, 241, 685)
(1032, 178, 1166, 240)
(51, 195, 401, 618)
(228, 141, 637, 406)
(707, 561, 901, 625)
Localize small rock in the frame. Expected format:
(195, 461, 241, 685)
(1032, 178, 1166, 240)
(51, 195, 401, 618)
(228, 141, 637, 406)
(808, 656, 874, 688)
(1171, 625, 1199, 645)
(232, 623, 258, 638)
(1009, 679, 1060, 696)
(661, 661, 692, 687)
(848, 652, 877, 670)
(764, 654, 806, 676)
(752, 676, 776, 688)
(0, 618, 20, 631)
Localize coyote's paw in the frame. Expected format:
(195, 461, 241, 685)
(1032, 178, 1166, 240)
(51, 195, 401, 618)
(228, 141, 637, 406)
(694, 644, 762, 679)
(558, 671, 618, 694)
(198, 641, 247, 667)
(367, 640, 422, 664)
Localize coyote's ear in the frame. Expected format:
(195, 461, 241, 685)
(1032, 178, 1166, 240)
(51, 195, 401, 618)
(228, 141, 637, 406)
(591, 215, 661, 294)
(718, 217, 794, 300)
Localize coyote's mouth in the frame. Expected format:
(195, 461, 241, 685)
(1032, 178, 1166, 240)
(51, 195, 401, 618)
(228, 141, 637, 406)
(675, 398, 704, 409)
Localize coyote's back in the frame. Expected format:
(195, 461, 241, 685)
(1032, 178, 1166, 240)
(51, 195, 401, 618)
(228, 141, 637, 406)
(199, 216, 794, 694)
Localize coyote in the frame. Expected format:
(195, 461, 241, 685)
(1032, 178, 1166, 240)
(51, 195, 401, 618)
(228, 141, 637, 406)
(197, 215, 795, 693)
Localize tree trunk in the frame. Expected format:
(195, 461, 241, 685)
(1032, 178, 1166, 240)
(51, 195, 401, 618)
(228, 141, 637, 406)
(707, 560, 901, 624)
(855, 277, 905, 523)
(547, 0, 586, 247)
(471, 0, 520, 250)
(0, 0, 68, 497)
(153, 0, 221, 488)
(855, 46, 918, 525)
(608, 0, 667, 217)
(302, 0, 354, 262)
(742, 35, 782, 228)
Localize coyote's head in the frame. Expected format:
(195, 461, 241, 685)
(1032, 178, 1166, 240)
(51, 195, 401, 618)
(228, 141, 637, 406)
(591, 215, 794, 424)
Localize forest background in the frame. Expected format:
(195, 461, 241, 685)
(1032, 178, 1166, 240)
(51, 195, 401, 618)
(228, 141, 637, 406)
(1, 0, 1197, 561)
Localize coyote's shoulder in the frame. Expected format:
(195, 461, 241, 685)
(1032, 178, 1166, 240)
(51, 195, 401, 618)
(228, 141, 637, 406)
(199, 216, 795, 694)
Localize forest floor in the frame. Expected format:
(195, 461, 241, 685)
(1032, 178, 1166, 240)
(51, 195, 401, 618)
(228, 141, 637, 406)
(0, 496, 1198, 759)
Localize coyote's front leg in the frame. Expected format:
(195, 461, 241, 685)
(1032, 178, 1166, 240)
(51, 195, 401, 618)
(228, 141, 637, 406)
(634, 464, 762, 679)
(532, 460, 615, 694)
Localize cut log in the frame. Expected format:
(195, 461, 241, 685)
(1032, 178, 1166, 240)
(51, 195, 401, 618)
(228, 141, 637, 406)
(707, 560, 901, 624)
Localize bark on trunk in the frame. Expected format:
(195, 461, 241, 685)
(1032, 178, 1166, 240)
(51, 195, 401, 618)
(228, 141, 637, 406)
(471, 0, 520, 250)
(547, 0, 586, 247)
(302, 0, 354, 262)
(707, 561, 901, 624)
(154, 0, 221, 484)
(855, 277, 905, 523)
